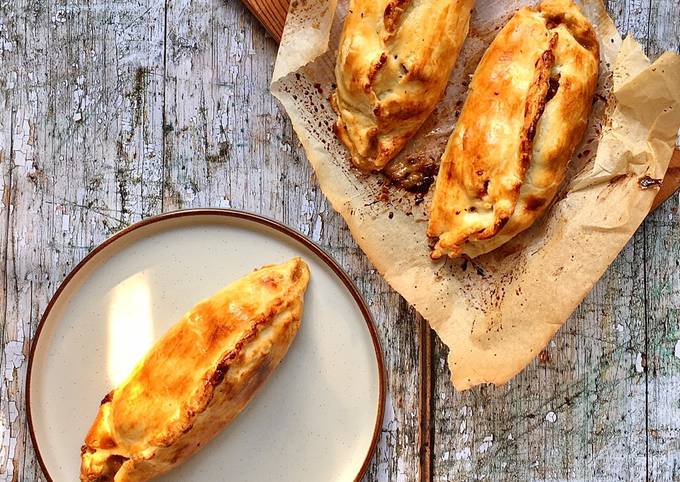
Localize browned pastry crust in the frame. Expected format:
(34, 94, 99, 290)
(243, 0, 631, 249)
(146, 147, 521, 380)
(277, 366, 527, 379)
(427, 0, 600, 258)
(80, 258, 310, 482)
(331, 0, 475, 171)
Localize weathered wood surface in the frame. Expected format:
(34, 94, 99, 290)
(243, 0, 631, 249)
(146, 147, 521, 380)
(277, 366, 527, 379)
(0, 1, 677, 482)
(432, 1, 680, 480)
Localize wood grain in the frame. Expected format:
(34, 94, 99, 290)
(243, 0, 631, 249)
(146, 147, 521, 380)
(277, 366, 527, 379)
(241, 0, 289, 41)
(0, 0, 167, 480)
(643, 1, 680, 478)
(0, 0, 678, 481)
(0, 1, 420, 480)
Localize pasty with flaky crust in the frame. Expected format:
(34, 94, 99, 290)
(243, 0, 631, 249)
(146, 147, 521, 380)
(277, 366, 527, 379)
(80, 258, 310, 482)
(331, 0, 475, 171)
(427, 0, 599, 258)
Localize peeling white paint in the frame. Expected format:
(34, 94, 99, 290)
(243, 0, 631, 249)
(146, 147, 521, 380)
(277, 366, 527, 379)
(674, 340, 680, 359)
(0, 434, 17, 481)
(375, 460, 389, 482)
(12, 115, 32, 167)
(312, 214, 323, 241)
(374, 407, 394, 482)
(395, 454, 408, 482)
(478, 435, 494, 454)
(3, 341, 25, 382)
(298, 194, 315, 236)
(375, 392, 413, 482)
(183, 187, 196, 202)
(6, 70, 17, 89)
(76, 187, 86, 205)
(455, 446, 471, 460)
(217, 197, 231, 208)
(8, 402, 18, 424)
(52, 8, 67, 24)
(635, 352, 644, 373)
(546, 411, 557, 423)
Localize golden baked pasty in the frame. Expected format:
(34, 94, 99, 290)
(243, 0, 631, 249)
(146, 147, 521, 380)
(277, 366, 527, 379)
(331, 0, 476, 171)
(80, 258, 310, 482)
(427, 0, 599, 258)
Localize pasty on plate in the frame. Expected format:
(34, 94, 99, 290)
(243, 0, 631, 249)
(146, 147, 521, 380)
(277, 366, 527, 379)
(427, 0, 599, 258)
(80, 258, 310, 482)
(332, 0, 476, 171)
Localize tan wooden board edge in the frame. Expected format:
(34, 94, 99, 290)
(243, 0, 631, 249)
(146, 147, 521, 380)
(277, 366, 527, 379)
(240, 0, 680, 210)
(241, 0, 288, 42)
(653, 149, 680, 210)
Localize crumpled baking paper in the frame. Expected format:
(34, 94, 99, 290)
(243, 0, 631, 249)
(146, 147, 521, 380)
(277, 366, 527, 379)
(271, 0, 680, 389)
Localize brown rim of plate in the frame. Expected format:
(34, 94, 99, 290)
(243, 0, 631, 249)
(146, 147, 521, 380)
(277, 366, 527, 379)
(25, 208, 386, 482)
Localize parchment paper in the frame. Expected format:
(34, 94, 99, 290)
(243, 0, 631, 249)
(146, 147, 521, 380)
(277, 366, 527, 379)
(271, 0, 680, 389)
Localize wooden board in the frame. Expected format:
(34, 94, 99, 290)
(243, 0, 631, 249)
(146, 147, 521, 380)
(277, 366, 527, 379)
(241, 0, 289, 41)
(0, 1, 678, 481)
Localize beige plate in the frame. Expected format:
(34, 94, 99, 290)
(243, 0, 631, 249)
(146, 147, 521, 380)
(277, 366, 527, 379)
(27, 209, 385, 482)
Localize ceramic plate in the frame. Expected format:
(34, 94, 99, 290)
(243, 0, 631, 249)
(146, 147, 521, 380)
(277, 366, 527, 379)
(27, 209, 385, 482)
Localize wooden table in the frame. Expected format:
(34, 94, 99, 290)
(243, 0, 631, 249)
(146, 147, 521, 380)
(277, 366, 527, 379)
(1, 1, 678, 480)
